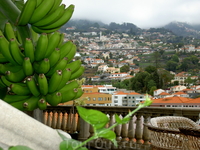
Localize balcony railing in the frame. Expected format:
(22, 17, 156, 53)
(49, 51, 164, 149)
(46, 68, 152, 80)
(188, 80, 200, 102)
(43, 106, 200, 150)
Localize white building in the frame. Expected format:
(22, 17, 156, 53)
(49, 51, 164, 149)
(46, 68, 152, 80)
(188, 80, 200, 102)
(112, 91, 127, 106)
(98, 85, 117, 94)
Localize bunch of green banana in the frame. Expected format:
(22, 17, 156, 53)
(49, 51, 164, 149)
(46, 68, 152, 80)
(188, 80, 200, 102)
(16, 0, 75, 34)
(0, 23, 84, 111)
(0, 1, 84, 112)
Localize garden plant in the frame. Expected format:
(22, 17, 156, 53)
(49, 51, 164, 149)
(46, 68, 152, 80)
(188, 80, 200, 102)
(0, 0, 152, 150)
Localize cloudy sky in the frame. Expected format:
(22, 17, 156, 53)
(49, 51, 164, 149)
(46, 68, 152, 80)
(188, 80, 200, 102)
(62, 0, 200, 29)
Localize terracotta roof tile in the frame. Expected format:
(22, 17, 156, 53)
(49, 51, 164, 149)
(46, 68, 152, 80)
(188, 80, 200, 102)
(173, 91, 187, 95)
(152, 96, 192, 104)
(159, 92, 170, 95)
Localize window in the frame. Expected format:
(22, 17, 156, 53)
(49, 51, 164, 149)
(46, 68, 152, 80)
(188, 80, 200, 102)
(132, 96, 135, 99)
(93, 98, 96, 101)
(132, 101, 135, 103)
(104, 97, 107, 100)
(114, 96, 118, 99)
(88, 98, 90, 101)
(129, 97, 131, 99)
(140, 96, 143, 99)
(124, 97, 127, 99)
(98, 97, 102, 101)
(114, 100, 118, 103)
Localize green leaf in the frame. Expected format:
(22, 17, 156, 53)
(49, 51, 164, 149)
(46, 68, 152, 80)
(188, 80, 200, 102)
(115, 114, 130, 124)
(76, 106, 109, 130)
(0, 147, 3, 150)
(0, 87, 7, 100)
(8, 145, 33, 150)
(97, 128, 117, 147)
(11, 0, 24, 11)
(0, 11, 8, 31)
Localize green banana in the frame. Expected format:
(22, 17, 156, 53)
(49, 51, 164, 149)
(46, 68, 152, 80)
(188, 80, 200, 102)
(44, 31, 61, 57)
(17, 0, 37, 26)
(45, 57, 68, 77)
(4, 22, 17, 42)
(69, 66, 85, 80)
(58, 33, 65, 47)
(37, 97, 47, 110)
(39, 4, 75, 30)
(0, 53, 9, 63)
(56, 68, 71, 91)
(65, 44, 76, 63)
(32, 4, 65, 27)
(73, 88, 84, 100)
(46, 92, 62, 106)
(59, 40, 73, 60)
(29, 0, 55, 24)
(24, 38, 35, 63)
(1, 76, 13, 87)
(37, 74, 48, 95)
(0, 78, 6, 88)
(61, 88, 78, 103)
(23, 96, 40, 111)
(33, 58, 50, 74)
(5, 69, 26, 83)
(30, 26, 39, 45)
(58, 80, 79, 93)
(26, 76, 40, 97)
(0, 36, 18, 65)
(0, 30, 4, 36)
(48, 48, 60, 67)
(3, 94, 31, 103)
(48, 70, 62, 93)
(66, 60, 81, 74)
(36, 0, 42, 6)
(9, 99, 28, 111)
(9, 38, 24, 65)
(0, 63, 22, 75)
(34, 33, 48, 61)
(23, 57, 34, 76)
(47, 0, 62, 15)
(31, 25, 60, 34)
(16, 30, 22, 45)
(10, 83, 31, 96)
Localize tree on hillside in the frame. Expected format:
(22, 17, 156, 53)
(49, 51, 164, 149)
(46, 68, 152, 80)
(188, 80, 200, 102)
(120, 65, 130, 73)
(165, 60, 178, 72)
(152, 51, 161, 68)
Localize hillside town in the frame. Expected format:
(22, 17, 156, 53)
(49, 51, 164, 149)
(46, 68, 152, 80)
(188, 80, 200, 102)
(62, 24, 200, 108)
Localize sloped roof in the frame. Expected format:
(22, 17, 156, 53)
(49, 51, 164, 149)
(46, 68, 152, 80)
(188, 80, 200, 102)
(152, 96, 192, 104)
(159, 92, 170, 95)
(173, 91, 188, 95)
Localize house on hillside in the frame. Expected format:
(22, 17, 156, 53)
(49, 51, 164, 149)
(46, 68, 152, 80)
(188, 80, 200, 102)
(172, 91, 189, 97)
(171, 72, 188, 85)
(170, 85, 187, 93)
(97, 65, 108, 72)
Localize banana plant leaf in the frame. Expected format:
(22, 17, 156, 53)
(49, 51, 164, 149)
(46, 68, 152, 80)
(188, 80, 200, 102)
(11, 0, 25, 11)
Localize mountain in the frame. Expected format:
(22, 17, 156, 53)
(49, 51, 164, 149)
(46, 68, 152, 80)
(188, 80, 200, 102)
(163, 21, 200, 38)
(61, 19, 142, 34)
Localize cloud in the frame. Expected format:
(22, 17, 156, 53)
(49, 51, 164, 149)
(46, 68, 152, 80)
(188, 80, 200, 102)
(63, 0, 200, 28)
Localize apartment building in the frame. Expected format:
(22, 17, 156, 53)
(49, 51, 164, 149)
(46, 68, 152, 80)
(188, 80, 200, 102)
(122, 92, 146, 106)
(112, 91, 146, 106)
(63, 85, 112, 106)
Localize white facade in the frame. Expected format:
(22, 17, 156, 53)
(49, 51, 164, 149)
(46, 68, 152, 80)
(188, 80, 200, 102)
(98, 85, 117, 94)
(111, 92, 127, 106)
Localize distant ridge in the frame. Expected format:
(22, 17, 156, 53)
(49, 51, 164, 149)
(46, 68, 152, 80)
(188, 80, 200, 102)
(62, 19, 200, 39)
